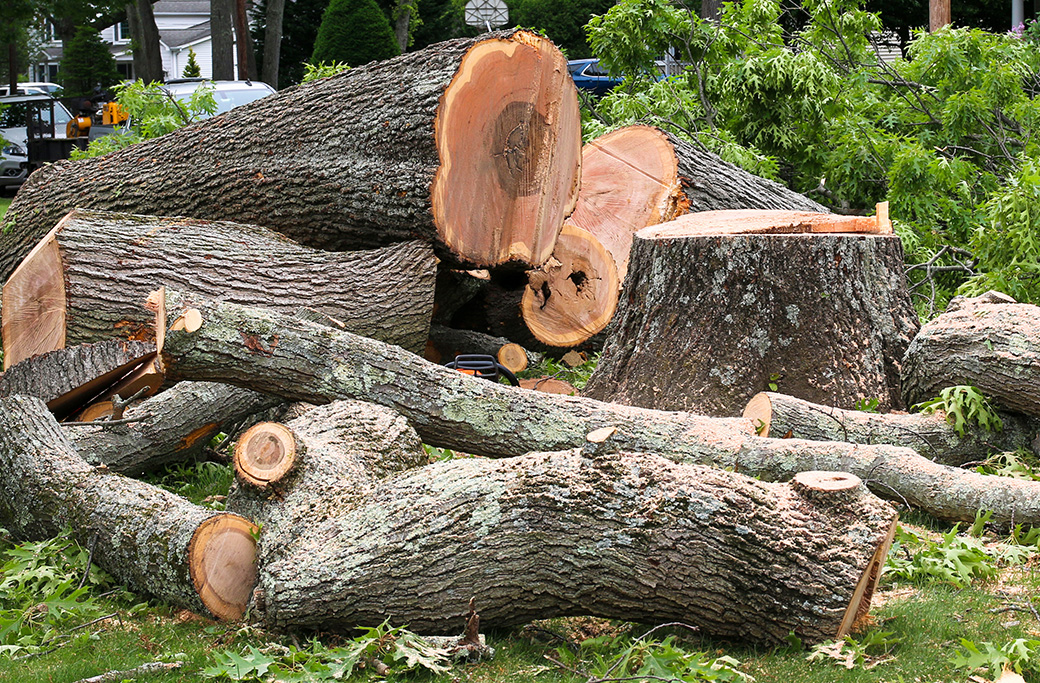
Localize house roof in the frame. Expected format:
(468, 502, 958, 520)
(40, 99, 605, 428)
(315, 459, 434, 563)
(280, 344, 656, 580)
(153, 0, 210, 15)
(160, 21, 212, 49)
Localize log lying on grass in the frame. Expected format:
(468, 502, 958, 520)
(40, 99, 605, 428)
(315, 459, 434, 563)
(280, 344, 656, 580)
(902, 294, 1040, 418)
(2, 209, 437, 365)
(0, 29, 581, 282)
(583, 209, 919, 416)
(156, 290, 1040, 527)
(744, 391, 1040, 466)
(0, 395, 258, 620)
(568, 126, 829, 281)
(259, 453, 896, 646)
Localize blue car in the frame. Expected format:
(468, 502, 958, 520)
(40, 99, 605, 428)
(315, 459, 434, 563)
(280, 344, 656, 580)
(568, 59, 624, 96)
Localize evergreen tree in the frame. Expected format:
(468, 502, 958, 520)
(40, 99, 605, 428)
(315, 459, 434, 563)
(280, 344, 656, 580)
(58, 26, 120, 97)
(182, 47, 202, 77)
(310, 0, 400, 67)
(253, 0, 330, 88)
(509, 0, 616, 58)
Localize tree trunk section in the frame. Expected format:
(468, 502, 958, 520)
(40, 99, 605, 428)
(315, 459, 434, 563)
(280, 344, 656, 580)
(583, 211, 919, 416)
(0, 30, 581, 284)
(2, 209, 436, 364)
(744, 391, 1040, 467)
(211, 0, 235, 80)
(227, 400, 428, 566)
(68, 381, 281, 475)
(901, 295, 1040, 418)
(127, 0, 164, 83)
(261, 0, 285, 87)
(0, 395, 258, 620)
(426, 324, 543, 368)
(568, 126, 828, 281)
(259, 451, 896, 646)
(156, 290, 1040, 527)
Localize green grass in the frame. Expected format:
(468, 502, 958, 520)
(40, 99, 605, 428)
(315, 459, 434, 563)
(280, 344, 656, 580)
(0, 196, 11, 219)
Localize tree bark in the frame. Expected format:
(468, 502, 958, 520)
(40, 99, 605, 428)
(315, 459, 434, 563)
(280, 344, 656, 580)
(902, 295, 1040, 418)
(583, 213, 919, 416)
(2, 209, 436, 363)
(426, 324, 543, 368)
(0, 30, 581, 284)
(211, 0, 235, 80)
(259, 452, 896, 646)
(568, 126, 828, 281)
(0, 395, 258, 620)
(227, 400, 428, 567)
(156, 291, 1040, 527)
(127, 0, 164, 83)
(234, 0, 257, 80)
(261, 0, 286, 87)
(392, 0, 412, 52)
(68, 381, 281, 475)
(743, 391, 1040, 467)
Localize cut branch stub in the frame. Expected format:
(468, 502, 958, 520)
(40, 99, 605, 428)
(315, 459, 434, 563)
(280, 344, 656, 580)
(189, 514, 259, 621)
(234, 422, 300, 488)
(433, 32, 581, 267)
(521, 225, 619, 347)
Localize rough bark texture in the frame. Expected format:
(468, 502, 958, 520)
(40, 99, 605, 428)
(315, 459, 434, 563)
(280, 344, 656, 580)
(0, 30, 580, 283)
(568, 126, 828, 281)
(426, 324, 543, 367)
(902, 296, 1040, 418)
(68, 381, 281, 475)
(0, 395, 255, 618)
(259, 450, 896, 645)
(584, 228, 919, 416)
(744, 391, 1040, 466)
(3, 209, 436, 357)
(227, 400, 428, 567)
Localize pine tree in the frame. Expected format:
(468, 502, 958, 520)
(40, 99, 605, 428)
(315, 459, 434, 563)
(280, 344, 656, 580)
(182, 48, 202, 77)
(58, 26, 122, 98)
(310, 0, 400, 68)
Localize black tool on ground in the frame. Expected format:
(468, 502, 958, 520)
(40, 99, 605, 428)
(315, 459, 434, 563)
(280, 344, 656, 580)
(445, 354, 520, 386)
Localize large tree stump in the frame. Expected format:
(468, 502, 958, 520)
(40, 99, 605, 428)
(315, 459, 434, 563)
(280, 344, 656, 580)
(258, 451, 896, 646)
(583, 210, 919, 416)
(2, 209, 436, 366)
(156, 290, 1040, 527)
(744, 391, 1040, 466)
(568, 126, 828, 281)
(0, 30, 581, 283)
(0, 395, 258, 620)
(902, 294, 1040, 417)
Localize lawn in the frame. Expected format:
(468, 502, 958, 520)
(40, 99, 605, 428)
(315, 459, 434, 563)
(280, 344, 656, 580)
(0, 195, 11, 218)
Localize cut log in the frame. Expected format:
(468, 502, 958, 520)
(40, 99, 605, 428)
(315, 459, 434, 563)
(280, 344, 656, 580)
(226, 400, 428, 566)
(568, 126, 829, 281)
(258, 451, 897, 646)
(2, 209, 436, 365)
(901, 294, 1040, 418)
(0, 339, 155, 419)
(66, 381, 281, 475)
(0, 30, 581, 284)
(425, 324, 543, 368)
(0, 395, 257, 620)
(519, 377, 578, 395)
(744, 392, 1040, 466)
(432, 268, 490, 324)
(153, 290, 1040, 527)
(583, 210, 919, 416)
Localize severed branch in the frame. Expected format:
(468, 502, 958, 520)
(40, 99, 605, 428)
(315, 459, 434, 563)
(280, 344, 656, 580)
(72, 661, 182, 683)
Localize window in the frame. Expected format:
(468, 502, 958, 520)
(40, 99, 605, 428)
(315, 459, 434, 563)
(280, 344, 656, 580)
(115, 20, 130, 43)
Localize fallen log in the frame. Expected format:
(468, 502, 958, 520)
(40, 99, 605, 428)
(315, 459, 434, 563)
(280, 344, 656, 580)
(156, 291, 1040, 527)
(0, 395, 258, 620)
(426, 324, 543, 369)
(568, 126, 829, 281)
(583, 210, 919, 416)
(743, 391, 1040, 466)
(226, 400, 428, 566)
(66, 381, 281, 475)
(0, 30, 581, 283)
(258, 452, 896, 646)
(902, 294, 1040, 418)
(2, 209, 437, 365)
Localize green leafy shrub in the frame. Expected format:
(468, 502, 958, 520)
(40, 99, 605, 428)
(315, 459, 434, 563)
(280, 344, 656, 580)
(58, 26, 121, 98)
(311, 0, 400, 67)
(183, 48, 202, 78)
(912, 385, 1002, 437)
(882, 524, 1035, 587)
(951, 638, 1040, 680)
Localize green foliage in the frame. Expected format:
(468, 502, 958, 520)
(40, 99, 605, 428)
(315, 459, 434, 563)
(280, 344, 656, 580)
(912, 385, 1003, 437)
(951, 638, 1040, 679)
(806, 630, 901, 670)
(510, 0, 616, 59)
(517, 352, 599, 391)
(311, 0, 401, 68)
(143, 461, 233, 509)
(882, 523, 1037, 587)
(182, 48, 202, 78)
(70, 80, 216, 159)
(854, 397, 881, 412)
(203, 621, 450, 680)
(973, 450, 1040, 482)
(57, 26, 120, 97)
(301, 61, 351, 83)
(251, 0, 332, 87)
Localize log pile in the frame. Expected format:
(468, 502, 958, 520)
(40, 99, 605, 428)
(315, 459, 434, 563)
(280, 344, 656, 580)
(2, 32, 1036, 653)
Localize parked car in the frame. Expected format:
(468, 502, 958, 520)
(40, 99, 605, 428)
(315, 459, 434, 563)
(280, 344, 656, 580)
(567, 59, 625, 97)
(161, 79, 277, 116)
(0, 82, 63, 97)
(0, 94, 74, 190)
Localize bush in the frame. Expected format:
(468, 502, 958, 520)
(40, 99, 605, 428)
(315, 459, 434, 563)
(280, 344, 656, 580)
(58, 26, 121, 98)
(311, 0, 401, 67)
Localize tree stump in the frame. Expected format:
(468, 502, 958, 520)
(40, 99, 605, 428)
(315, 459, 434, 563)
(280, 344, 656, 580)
(583, 210, 919, 416)
(2, 209, 436, 366)
(0, 29, 581, 283)
(258, 451, 897, 646)
(568, 126, 828, 281)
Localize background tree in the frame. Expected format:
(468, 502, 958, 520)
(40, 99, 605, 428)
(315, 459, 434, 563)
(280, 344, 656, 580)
(0, 0, 35, 93)
(260, 0, 285, 86)
(311, 0, 400, 67)
(410, 0, 478, 50)
(508, 0, 616, 58)
(182, 47, 201, 77)
(126, 0, 163, 82)
(58, 25, 120, 96)
(212, 0, 235, 79)
(252, 0, 329, 88)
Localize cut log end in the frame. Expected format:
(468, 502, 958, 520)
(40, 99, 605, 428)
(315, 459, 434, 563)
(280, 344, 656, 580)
(2, 231, 66, 369)
(792, 470, 863, 494)
(432, 31, 581, 268)
(638, 210, 888, 239)
(742, 392, 773, 436)
(518, 377, 578, 395)
(170, 308, 204, 333)
(496, 343, 528, 374)
(234, 422, 300, 487)
(188, 514, 259, 621)
(837, 521, 898, 639)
